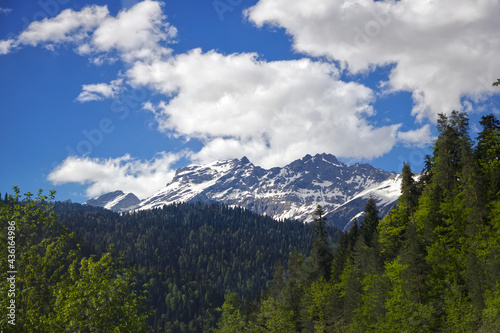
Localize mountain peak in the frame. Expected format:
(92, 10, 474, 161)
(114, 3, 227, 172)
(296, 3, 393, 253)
(133, 153, 400, 230)
(239, 156, 251, 165)
(84, 191, 140, 212)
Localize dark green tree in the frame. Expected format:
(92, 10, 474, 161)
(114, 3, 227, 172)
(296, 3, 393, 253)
(401, 162, 420, 215)
(360, 196, 381, 247)
(309, 205, 333, 281)
(476, 113, 500, 202)
(434, 112, 469, 191)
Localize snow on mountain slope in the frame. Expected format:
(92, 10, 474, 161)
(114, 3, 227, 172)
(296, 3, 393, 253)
(132, 153, 402, 230)
(84, 190, 141, 213)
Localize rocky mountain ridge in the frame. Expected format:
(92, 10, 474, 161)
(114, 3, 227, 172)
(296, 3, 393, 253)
(84, 154, 402, 230)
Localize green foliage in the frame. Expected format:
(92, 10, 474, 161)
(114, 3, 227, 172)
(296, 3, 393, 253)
(238, 111, 500, 333)
(481, 285, 500, 332)
(214, 293, 245, 333)
(53, 253, 149, 332)
(55, 201, 330, 332)
(7, 109, 500, 332)
(350, 272, 387, 332)
(380, 258, 434, 333)
(304, 278, 337, 333)
(310, 205, 333, 281)
(0, 188, 148, 332)
(251, 295, 296, 332)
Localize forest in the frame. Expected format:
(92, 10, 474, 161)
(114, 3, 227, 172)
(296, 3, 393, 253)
(215, 111, 500, 332)
(0, 189, 337, 332)
(1, 110, 500, 332)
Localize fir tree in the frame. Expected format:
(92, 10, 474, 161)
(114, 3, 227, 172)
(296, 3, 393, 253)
(310, 205, 333, 281)
(360, 196, 380, 247)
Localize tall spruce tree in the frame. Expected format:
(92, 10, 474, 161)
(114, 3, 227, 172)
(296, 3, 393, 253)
(433, 111, 470, 194)
(310, 205, 333, 281)
(476, 113, 500, 202)
(360, 196, 381, 247)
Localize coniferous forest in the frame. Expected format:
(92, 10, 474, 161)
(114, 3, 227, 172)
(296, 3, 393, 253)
(2, 111, 500, 332)
(215, 111, 500, 332)
(1, 189, 337, 332)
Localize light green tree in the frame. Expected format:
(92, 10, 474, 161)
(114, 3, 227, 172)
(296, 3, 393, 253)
(0, 188, 149, 332)
(214, 293, 246, 333)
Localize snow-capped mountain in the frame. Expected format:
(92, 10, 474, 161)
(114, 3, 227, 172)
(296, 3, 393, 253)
(84, 190, 140, 213)
(84, 154, 402, 230)
(133, 153, 401, 230)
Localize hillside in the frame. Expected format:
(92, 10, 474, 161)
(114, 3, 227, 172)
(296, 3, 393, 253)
(54, 201, 339, 332)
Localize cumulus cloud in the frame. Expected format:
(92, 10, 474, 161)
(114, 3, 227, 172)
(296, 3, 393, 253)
(48, 152, 185, 198)
(91, 0, 176, 62)
(128, 48, 400, 167)
(76, 78, 123, 102)
(17, 5, 109, 47)
(397, 125, 433, 148)
(15, 0, 449, 198)
(246, 0, 500, 121)
(0, 39, 13, 55)
(3, 0, 176, 62)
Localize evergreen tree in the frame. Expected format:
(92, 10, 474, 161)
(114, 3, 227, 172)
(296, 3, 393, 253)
(239, 110, 500, 332)
(476, 113, 500, 202)
(399, 222, 430, 307)
(331, 220, 358, 283)
(379, 163, 418, 262)
(309, 205, 333, 281)
(401, 162, 419, 214)
(360, 196, 381, 247)
(433, 111, 469, 194)
(282, 249, 306, 332)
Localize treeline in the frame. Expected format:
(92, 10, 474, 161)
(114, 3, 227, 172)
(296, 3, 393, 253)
(216, 111, 500, 332)
(53, 201, 338, 332)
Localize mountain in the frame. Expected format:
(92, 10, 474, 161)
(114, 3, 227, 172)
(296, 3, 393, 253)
(134, 153, 401, 230)
(83, 154, 402, 230)
(83, 190, 140, 212)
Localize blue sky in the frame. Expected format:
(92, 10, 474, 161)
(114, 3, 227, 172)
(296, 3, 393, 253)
(1, 0, 499, 202)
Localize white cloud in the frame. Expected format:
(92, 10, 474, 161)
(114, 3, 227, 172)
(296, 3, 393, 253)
(397, 124, 433, 148)
(128, 48, 401, 168)
(246, 0, 500, 121)
(18, 5, 109, 47)
(47, 152, 185, 198)
(0, 39, 13, 55)
(76, 78, 123, 102)
(3, 0, 175, 63)
(92, 0, 176, 62)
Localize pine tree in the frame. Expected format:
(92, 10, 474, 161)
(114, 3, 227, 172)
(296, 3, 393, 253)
(401, 163, 419, 214)
(433, 111, 469, 194)
(309, 205, 333, 281)
(379, 163, 418, 261)
(475, 114, 500, 202)
(360, 196, 381, 247)
(399, 222, 429, 306)
(282, 249, 305, 332)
